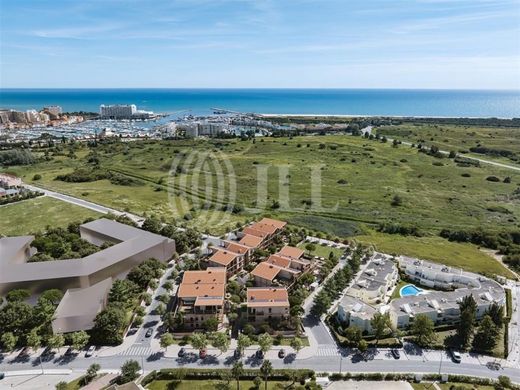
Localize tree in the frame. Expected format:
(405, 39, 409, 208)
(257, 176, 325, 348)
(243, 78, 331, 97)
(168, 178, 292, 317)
(39, 289, 64, 305)
(202, 316, 219, 332)
(27, 328, 42, 352)
(290, 337, 303, 354)
(411, 314, 437, 348)
(190, 333, 208, 352)
(211, 332, 230, 354)
(237, 334, 252, 356)
(47, 334, 65, 352)
(457, 295, 477, 348)
(154, 303, 166, 316)
(6, 288, 31, 302)
(391, 195, 402, 207)
(86, 363, 101, 383)
(142, 217, 162, 234)
(310, 291, 331, 317)
(370, 312, 392, 344)
(258, 333, 273, 354)
(70, 331, 90, 351)
(253, 376, 263, 389)
(344, 326, 362, 347)
(358, 339, 368, 354)
(108, 280, 139, 308)
(119, 359, 141, 384)
(231, 361, 244, 390)
(92, 306, 126, 345)
(56, 381, 68, 390)
(260, 360, 273, 390)
(485, 303, 504, 328)
(473, 315, 499, 352)
(1, 332, 18, 352)
(304, 243, 316, 255)
(160, 333, 174, 351)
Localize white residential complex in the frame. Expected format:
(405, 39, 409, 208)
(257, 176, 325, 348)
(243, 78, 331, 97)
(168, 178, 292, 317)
(99, 104, 155, 119)
(338, 255, 505, 333)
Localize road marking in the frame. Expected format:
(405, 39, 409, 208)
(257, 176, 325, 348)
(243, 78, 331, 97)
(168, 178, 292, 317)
(119, 346, 153, 356)
(316, 346, 343, 357)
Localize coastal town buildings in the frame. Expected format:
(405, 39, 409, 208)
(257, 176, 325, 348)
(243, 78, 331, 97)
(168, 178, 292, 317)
(99, 104, 155, 120)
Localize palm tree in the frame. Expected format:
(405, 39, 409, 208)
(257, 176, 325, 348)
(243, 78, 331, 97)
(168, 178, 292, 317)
(231, 361, 244, 390)
(260, 360, 273, 390)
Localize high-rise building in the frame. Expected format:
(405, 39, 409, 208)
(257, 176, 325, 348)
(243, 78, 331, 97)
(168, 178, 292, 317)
(99, 104, 137, 119)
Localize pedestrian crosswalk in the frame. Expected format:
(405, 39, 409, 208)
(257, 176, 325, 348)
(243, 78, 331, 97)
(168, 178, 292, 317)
(119, 345, 153, 356)
(316, 346, 343, 357)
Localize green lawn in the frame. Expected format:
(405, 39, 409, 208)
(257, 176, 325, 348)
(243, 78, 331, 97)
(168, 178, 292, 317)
(355, 231, 516, 279)
(0, 196, 101, 236)
(390, 280, 410, 300)
(146, 379, 292, 390)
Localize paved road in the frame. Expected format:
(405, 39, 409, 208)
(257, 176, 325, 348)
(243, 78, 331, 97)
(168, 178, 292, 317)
(24, 184, 144, 225)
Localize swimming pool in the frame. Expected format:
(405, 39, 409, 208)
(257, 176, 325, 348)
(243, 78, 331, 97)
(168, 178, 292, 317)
(400, 284, 422, 297)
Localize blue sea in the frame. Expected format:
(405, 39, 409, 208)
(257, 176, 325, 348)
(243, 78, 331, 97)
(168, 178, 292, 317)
(0, 88, 519, 118)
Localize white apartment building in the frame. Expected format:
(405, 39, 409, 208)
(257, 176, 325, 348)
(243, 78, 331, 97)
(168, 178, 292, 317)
(100, 104, 137, 119)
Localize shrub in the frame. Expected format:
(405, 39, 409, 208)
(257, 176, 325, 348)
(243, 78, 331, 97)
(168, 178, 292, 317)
(486, 176, 501, 182)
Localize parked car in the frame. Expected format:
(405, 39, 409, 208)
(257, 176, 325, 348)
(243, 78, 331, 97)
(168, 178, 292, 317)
(145, 328, 154, 338)
(178, 348, 186, 358)
(199, 348, 207, 359)
(391, 349, 401, 359)
(255, 350, 264, 359)
(85, 345, 95, 358)
(450, 350, 461, 363)
(278, 349, 286, 359)
(487, 362, 501, 371)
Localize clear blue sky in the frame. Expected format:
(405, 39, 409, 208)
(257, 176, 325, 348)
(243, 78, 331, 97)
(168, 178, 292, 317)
(1, 0, 519, 89)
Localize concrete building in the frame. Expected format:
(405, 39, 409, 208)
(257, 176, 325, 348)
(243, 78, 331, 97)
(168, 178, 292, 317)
(175, 268, 227, 330)
(237, 218, 287, 248)
(0, 218, 176, 295)
(0, 173, 22, 187)
(250, 247, 309, 287)
(206, 249, 246, 277)
(337, 255, 506, 333)
(337, 295, 378, 333)
(348, 254, 398, 304)
(52, 277, 112, 334)
(100, 104, 137, 119)
(247, 287, 290, 323)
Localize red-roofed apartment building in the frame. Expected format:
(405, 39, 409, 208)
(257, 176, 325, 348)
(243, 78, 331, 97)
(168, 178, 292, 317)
(238, 218, 287, 248)
(176, 268, 227, 330)
(247, 287, 290, 323)
(250, 245, 310, 287)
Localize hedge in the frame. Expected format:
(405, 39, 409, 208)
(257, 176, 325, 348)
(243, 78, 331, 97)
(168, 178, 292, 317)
(142, 368, 315, 385)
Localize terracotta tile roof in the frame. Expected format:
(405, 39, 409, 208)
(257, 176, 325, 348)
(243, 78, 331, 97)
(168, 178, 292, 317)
(258, 218, 287, 229)
(181, 268, 226, 285)
(239, 234, 264, 248)
(178, 283, 225, 299)
(277, 246, 304, 259)
(247, 287, 289, 307)
(251, 262, 283, 281)
(208, 250, 238, 266)
(224, 241, 250, 254)
(266, 254, 291, 269)
(242, 226, 269, 238)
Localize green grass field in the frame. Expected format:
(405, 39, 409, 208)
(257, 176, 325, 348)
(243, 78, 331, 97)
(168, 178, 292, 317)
(376, 123, 520, 165)
(411, 383, 494, 390)
(355, 231, 516, 279)
(2, 133, 519, 275)
(0, 196, 101, 236)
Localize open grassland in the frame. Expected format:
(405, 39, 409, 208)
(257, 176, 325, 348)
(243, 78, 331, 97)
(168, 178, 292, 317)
(7, 135, 518, 235)
(2, 133, 519, 274)
(355, 231, 516, 279)
(0, 196, 101, 236)
(376, 124, 520, 165)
